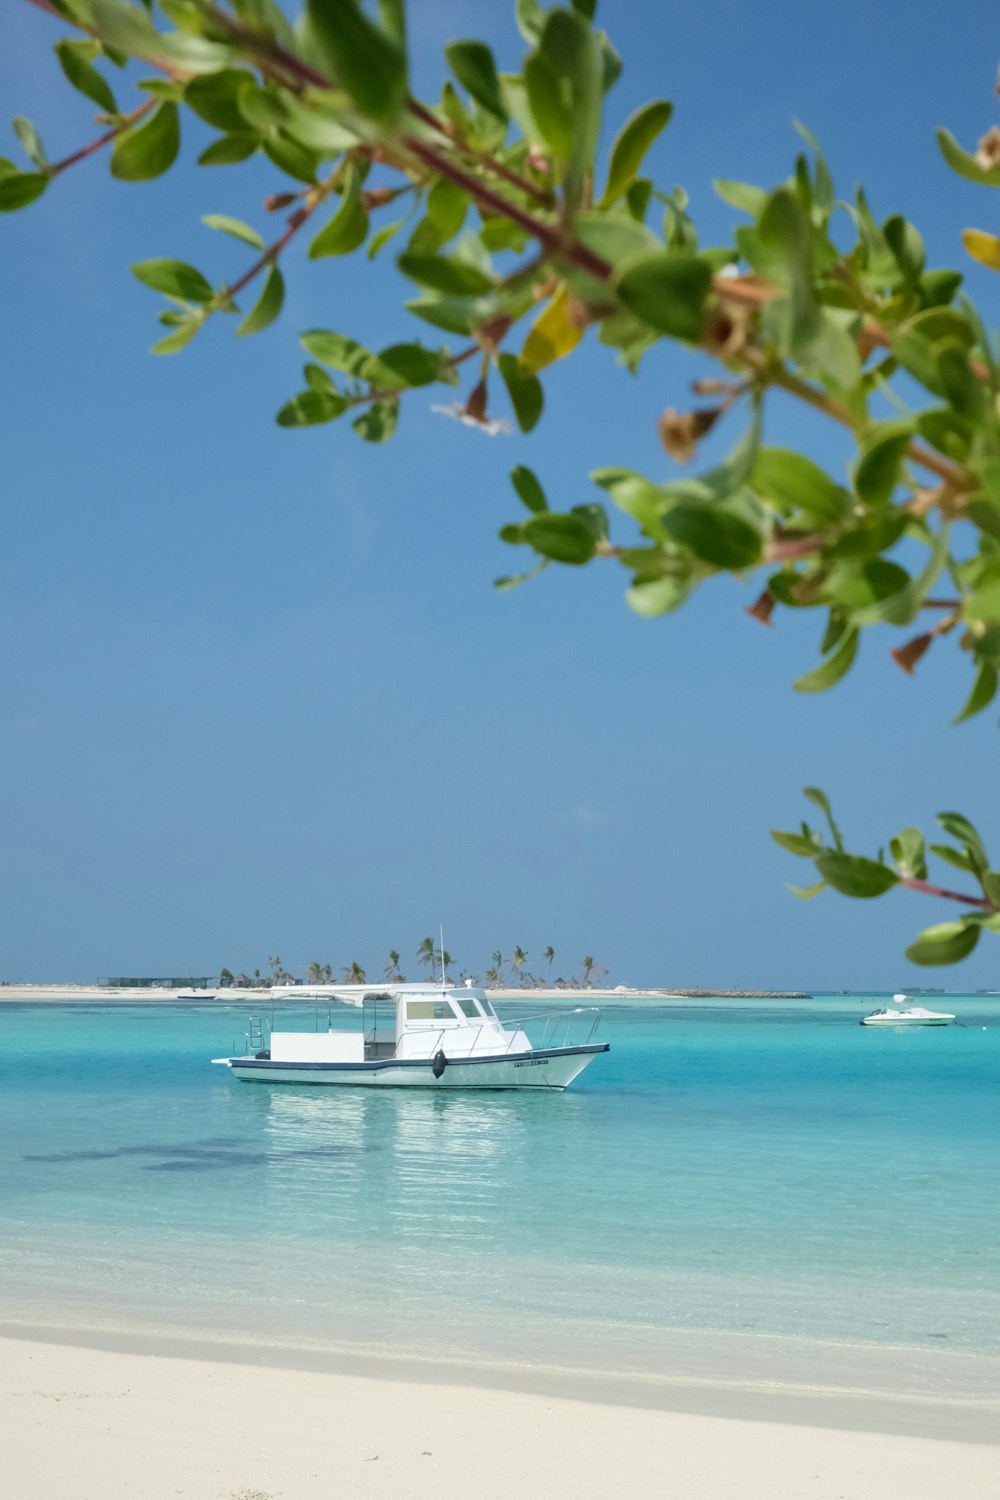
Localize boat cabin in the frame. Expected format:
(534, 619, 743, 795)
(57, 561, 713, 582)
(266, 985, 529, 1064)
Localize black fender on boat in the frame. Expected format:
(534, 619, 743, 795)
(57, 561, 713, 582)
(431, 1050, 447, 1078)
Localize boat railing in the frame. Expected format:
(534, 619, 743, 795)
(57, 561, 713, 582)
(499, 1005, 602, 1051)
(398, 1006, 601, 1058)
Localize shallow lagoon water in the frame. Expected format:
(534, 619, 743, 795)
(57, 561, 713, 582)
(1, 994, 998, 1397)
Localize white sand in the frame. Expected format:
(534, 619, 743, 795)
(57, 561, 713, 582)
(3, 1334, 998, 1500)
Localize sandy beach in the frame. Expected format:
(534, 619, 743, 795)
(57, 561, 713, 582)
(0, 984, 811, 1003)
(3, 1331, 998, 1500)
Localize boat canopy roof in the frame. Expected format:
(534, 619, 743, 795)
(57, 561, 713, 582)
(269, 982, 487, 1009)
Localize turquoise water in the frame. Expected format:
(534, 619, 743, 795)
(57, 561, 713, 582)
(1, 995, 998, 1396)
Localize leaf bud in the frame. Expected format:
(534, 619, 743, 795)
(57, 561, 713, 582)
(975, 126, 1000, 171)
(264, 192, 299, 212)
(890, 632, 934, 675)
(745, 589, 776, 626)
(657, 405, 723, 464)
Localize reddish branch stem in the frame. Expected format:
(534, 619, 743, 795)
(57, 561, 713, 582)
(898, 876, 997, 911)
(50, 99, 156, 177)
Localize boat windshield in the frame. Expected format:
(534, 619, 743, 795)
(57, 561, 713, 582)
(406, 998, 460, 1022)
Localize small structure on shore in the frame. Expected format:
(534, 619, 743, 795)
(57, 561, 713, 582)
(99, 976, 216, 990)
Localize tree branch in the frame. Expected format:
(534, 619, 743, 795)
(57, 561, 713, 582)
(898, 876, 997, 911)
(49, 99, 157, 177)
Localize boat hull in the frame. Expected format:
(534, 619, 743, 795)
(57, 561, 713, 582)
(861, 1014, 953, 1026)
(221, 1043, 609, 1090)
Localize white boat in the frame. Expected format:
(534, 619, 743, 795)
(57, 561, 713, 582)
(212, 982, 609, 1090)
(861, 992, 955, 1027)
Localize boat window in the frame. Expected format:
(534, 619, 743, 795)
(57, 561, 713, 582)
(406, 999, 458, 1022)
(481, 999, 498, 1019)
(458, 998, 483, 1019)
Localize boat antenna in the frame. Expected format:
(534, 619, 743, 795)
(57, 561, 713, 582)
(440, 922, 447, 989)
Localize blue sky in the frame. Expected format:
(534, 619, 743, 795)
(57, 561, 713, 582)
(2, 0, 999, 987)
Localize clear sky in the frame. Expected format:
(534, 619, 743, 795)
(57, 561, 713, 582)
(2, 0, 998, 988)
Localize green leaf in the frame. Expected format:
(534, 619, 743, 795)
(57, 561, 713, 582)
(815, 852, 899, 899)
(361, 343, 442, 389)
(305, 0, 408, 126)
(625, 575, 693, 617)
(197, 133, 258, 166)
(853, 421, 913, 506)
(309, 167, 368, 257)
(523, 512, 597, 565)
(131, 258, 214, 302)
(929, 843, 974, 874)
(982, 871, 1000, 907)
(937, 812, 988, 873)
(426, 178, 467, 239)
(905, 920, 980, 967)
(936, 127, 1000, 187)
(368, 218, 405, 259)
(186, 70, 258, 132)
(353, 400, 399, 442)
(538, 9, 601, 194)
(615, 253, 712, 342)
(13, 117, 47, 172)
(827, 558, 911, 613)
(445, 40, 506, 120)
(511, 465, 548, 513)
(150, 319, 201, 355)
(262, 132, 320, 184)
(202, 212, 264, 250)
(54, 39, 117, 114)
(757, 187, 818, 350)
(524, 48, 574, 159)
(0, 172, 48, 212)
(111, 103, 180, 182)
(571, 501, 608, 542)
(937, 343, 984, 420)
(787, 880, 827, 900)
(803, 785, 844, 850)
(495, 560, 549, 592)
(276, 389, 347, 426)
(404, 296, 475, 335)
(771, 829, 821, 857)
(713, 179, 768, 216)
(660, 504, 762, 569)
(883, 214, 925, 283)
(954, 660, 998, 725)
(236, 265, 284, 335)
(793, 627, 858, 693)
(498, 353, 544, 433)
(889, 827, 927, 881)
(573, 208, 660, 265)
(300, 328, 371, 374)
(397, 253, 493, 295)
(515, 0, 545, 43)
(751, 448, 848, 524)
(600, 99, 673, 207)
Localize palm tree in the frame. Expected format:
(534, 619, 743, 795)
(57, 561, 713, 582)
(267, 953, 282, 980)
(384, 950, 404, 981)
(437, 947, 455, 979)
(581, 956, 596, 987)
(484, 964, 500, 987)
(511, 945, 528, 985)
(491, 949, 504, 978)
(543, 946, 555, 979)
(306, 961, 323, 984)
(416, 936, 436, 971)
(322, 963, 333, 982)
(341, 961, 366, 984)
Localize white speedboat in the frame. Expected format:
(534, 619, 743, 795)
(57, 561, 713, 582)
(212, 982, 609, 1090)
(861, 992, 955, 1027)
